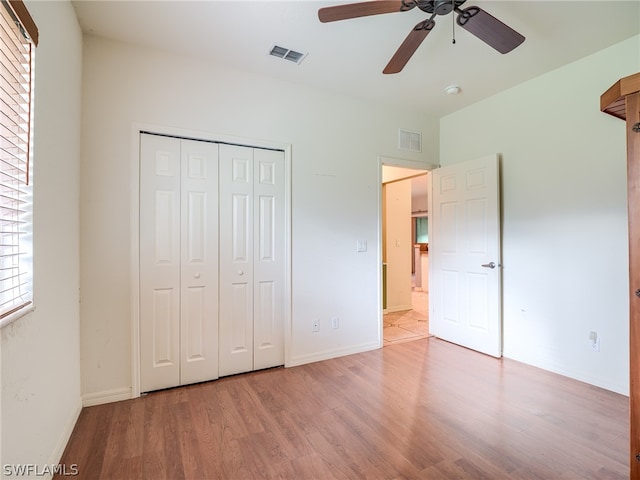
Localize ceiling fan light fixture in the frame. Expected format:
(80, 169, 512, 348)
(445, 84, 461, 95)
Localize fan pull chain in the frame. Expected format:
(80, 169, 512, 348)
(451, 0, 456, 44)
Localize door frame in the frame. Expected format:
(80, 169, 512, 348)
(130, 123, 292, 398)
(378, 156, 438, 345)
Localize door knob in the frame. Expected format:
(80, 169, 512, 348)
(237, 270, 244, 276)
(194, 272, 200, 278)
(481, 262, 496, 269)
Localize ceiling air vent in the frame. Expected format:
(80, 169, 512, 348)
(398, 129, 422, 153)
(269, 44, 308, 65)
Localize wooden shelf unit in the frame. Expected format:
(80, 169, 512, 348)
(601, 71, 640, 479)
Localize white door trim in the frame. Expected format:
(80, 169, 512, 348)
(130, 123, 292, 398)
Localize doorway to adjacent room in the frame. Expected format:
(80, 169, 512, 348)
(380, 160, 431, 346)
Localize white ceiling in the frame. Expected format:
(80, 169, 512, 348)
(71, 0, 640, 117)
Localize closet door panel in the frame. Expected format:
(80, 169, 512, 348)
(140, 134, 181, 392)
(180, 139, 219, 385)
(253, 149, 285, 370)
(256, 280, 276, 349)
(219, 144, 255, 376)
(230, 283, 251, 349)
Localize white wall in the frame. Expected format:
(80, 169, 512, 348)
(1, 0, 83, 471)
(383, 180, 413, 311)
(79, 35, 438, 400)
(440, 35, 640, 394)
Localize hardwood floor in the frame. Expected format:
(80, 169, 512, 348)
(57, 338, 629, 479)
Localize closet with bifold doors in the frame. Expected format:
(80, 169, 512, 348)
(139, 133, 285, 393)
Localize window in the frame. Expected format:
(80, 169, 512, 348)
(0, 0, 37, 326)
(415, 216, 428, 243)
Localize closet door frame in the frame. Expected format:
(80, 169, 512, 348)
(130, 124, 292, 399)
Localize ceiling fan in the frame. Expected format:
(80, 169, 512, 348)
(318, 0, 525, 74)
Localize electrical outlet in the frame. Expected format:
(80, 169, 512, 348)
(312, 319, 319, 333)
(589, 331, 600, 352)
(331, 316, 339, 329)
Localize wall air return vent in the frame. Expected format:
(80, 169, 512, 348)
(269, 44, 308, 65)
(398, 129, 422, 152)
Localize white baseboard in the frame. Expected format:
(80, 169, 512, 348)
(503, 351, 628, 396)
(45, 397, 82, 479)
(82, 387, 132, 407)
(287, 341, 380, 368)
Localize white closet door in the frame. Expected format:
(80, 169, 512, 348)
(219, 145, 286, 376)
(219, 144, 255, 376)
(140, 134, 181, 392)
(179, 139, 219, 385)
(253, 148, 285, 370)
(140, 134, 220, 392)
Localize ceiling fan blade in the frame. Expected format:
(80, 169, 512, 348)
(383, 17, 435, 74)
(318, 1, 410, 23)
(456, 6, 525, 54)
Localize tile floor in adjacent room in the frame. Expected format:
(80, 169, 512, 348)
(383, 289, 430, 346)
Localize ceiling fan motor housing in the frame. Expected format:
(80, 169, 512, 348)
(417, 0, 466, 15)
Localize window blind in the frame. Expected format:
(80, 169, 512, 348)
(0, 0, 36, 325)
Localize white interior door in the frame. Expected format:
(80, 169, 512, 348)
(140, 134, 219, 392)
(253, 148, 285, 370)
(179, 139, 219, 385)
(140, 134, 181, 391)
(430, 154, 502, 357)
(219, 145, 285, 376)
(219, 144, 255, 376)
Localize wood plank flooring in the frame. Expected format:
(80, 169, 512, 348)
(56, 338, 629, 479)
